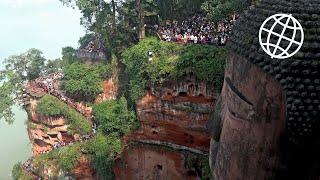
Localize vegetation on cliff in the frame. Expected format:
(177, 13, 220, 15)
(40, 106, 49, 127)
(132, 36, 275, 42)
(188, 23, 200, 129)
(85, 134, 122, 179)
(32, 143, 82, 173)
(29, 133, 122, 179)
(93, 97, 138, 137)
(36, 95, 91, 134)
(122, 38, 227, 103)
(32, 96, 136, 178)
(61, 62, 112, 102)
(12, 163, 33, 180)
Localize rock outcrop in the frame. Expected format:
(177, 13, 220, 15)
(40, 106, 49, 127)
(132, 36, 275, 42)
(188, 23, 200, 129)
(114, 76, 217, 179)
(21, 73, 120, 179)
(95, 77, 118, 103)
(34, 155, 95, 180)
(26, 96, 75, 156)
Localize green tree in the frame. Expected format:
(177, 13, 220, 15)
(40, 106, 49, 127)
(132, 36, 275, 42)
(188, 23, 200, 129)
(202, 0, 249, 22)
(0, 49, 47, 123)
(25, 49, 46, 80)
(157, 0, 206, 20)
(4, 48, 46, 81)
(62, 46, 77, 65)
(61, 62, 112, 102)
(43, 59, 62, 75)
(0, 71, 18, 124)
(60, 0, 157, 55)
(84, 134, 122, 179)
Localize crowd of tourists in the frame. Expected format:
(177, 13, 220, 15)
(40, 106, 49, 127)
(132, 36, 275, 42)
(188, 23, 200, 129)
(157, 14, 237, 46)
(22, 159, 34, 175)
(35, 72, 63, 93)
(25, 72, 93, 119)
(21, 72, 99, 178)
(52, 126, 96, 150)
(22, 159, 41, 180)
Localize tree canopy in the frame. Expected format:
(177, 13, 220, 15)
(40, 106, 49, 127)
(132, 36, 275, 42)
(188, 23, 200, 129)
(93, 97, 137, 137)
(201, 0, 249, 22)
(61, 62, 112, 102)
(0, 49, 60, 123)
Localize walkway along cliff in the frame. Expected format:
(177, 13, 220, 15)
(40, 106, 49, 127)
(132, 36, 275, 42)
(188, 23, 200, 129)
(21, 70, 118, 179)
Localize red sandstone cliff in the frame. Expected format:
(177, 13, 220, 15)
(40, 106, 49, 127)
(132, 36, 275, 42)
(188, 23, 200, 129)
(23, 75, 118, 179)
(114, 76, 216, 179)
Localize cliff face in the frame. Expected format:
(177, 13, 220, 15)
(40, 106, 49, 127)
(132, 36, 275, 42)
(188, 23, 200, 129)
(114, 76, 216, 179)
(34, 155, 95, 180)
(22, 74, 118, 179)
(26, 96, 74, 156)
(95, 78, 118, 103)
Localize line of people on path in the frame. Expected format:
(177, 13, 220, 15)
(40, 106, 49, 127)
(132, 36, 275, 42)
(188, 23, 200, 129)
(22, 74, 99, 179)
(22, 159, 41, 180)
(25, 73, 93, 120)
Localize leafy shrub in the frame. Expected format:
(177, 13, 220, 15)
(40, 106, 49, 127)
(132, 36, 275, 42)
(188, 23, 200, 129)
(36, 95, 91, 134)
(93, 97, 137, 137)
(61, 62, 112, 102)
(32, 144, 81, 174)
(57, 145, 81, 172)
(12, 163, 33, 180)
(84, 134, 122, 179)
(36, 95, 64, 117)
(121, 38, 226, 103)
(31, 134, 122, 179)
(174, 45, 226, 89)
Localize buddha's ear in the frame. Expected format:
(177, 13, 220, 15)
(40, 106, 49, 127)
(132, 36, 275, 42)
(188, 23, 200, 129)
(206, 95, 223, 141)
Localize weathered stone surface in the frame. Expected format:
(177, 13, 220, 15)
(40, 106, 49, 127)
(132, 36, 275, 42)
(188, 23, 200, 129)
(228, 0, 320, 143)
(207, 53, 286, 180)
(115, 76, 216, 179)
(35, 155, 95, 180)
(114, 143, 209, 180)
(72, 156, 96, 180)
(95, 77, 118, 103)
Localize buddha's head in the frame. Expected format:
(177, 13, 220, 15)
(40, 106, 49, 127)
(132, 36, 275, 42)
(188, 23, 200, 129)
(207, 0, 320, 179)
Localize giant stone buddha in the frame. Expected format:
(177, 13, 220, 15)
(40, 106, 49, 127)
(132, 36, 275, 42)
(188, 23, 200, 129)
(207, 0, 320, 179)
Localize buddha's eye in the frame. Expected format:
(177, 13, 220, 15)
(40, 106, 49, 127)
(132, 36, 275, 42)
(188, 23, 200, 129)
(225, 77, 253, 106)
(225, 77, 254, 120)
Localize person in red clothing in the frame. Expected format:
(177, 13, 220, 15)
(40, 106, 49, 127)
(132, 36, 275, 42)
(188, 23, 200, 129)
(177, 34, 182, 44)
(186, 34, 190, 44)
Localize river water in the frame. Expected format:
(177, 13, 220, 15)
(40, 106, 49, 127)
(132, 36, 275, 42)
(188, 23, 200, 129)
(0, 106, 31, 180)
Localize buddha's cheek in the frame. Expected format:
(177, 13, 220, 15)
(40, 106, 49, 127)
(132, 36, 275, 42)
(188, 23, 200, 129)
(216, 106, 287, 180)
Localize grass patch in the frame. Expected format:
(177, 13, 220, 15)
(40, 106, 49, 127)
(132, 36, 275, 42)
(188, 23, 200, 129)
(36, 95, 91, 134)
